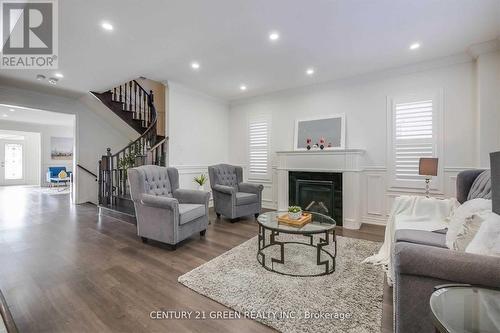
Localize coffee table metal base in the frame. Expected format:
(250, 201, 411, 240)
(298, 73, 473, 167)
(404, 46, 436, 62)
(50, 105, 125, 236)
(257, 224, 336, 277)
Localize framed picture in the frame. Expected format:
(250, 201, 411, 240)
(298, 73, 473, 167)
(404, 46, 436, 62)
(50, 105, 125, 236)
(294, 114, 345, 150)
(51, 137, 73, 160)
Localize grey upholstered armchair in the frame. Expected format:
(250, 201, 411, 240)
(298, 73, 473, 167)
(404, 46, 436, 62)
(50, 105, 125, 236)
(208, 164, 263, 220)
(128, 165, 210, 249)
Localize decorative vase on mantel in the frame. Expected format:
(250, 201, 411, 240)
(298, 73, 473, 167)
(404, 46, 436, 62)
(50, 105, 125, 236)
(306, 138, 312, 150)
(319, 137, 325, 150)
(198, 185, 204, 191)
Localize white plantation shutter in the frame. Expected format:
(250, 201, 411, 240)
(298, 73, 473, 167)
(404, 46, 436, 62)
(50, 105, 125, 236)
(390, 96, 441, 188)
(248, 119, 270, 179)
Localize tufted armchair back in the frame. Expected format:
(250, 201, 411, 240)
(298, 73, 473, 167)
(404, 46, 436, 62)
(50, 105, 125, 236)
(128, 165, 180, 202)
(208, 164, 243, 189)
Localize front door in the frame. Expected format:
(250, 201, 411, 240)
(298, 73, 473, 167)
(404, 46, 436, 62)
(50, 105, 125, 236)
(0, 140, 25, 186)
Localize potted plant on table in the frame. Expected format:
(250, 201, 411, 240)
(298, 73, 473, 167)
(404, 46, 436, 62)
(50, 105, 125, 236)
(288, 206, 303, 220)
(193, 174, 208, 190)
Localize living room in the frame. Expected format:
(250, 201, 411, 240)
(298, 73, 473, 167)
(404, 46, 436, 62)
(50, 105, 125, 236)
(0, 0, 499, 332)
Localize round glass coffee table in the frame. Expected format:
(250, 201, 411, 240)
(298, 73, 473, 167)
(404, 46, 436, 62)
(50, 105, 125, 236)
(430, 285, 500, 333)
(256, 211, 336, 277)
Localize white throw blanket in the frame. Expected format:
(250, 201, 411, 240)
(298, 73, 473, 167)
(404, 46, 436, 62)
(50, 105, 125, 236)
(363, 195, 459, 284)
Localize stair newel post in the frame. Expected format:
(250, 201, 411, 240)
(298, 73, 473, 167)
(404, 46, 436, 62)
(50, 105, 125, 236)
(138, 88, 142, 125)
(143, 91, 147, 126)
(128, 81, 133, 111)
(119, 85, 122, 102)
(149, 90, 154, 126)
(134, 82, 138, 115)
(106, 148, 112, 205)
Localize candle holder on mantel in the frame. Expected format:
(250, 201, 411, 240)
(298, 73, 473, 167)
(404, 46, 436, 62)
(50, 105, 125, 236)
(306, 138, 312, 150)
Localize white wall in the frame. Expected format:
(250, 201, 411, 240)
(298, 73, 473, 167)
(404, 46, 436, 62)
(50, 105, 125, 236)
(0, 85, 135, 204)
(0, 122, 73, 186)
(167, 82, 230, 190)
(228, 58, 479, 224)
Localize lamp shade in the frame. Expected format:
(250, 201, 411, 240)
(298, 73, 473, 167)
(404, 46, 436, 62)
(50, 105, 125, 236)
(419, 158, 438, 176)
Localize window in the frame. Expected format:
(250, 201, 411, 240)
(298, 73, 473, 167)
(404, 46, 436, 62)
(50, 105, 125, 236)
(388, 92, 442, 190)
(248, 117, 270, 179)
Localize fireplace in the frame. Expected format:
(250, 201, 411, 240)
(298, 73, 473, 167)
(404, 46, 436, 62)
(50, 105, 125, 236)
(289, 172, 343, 226)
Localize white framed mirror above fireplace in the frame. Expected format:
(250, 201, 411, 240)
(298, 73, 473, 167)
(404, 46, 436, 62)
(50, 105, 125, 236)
(294, 114, 346, 151)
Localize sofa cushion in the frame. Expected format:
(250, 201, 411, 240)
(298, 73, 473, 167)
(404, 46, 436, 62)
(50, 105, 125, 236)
(178, 204, 205, 225)
(235, 192, 257, 206)
(395, 229, 447, 248)
(466, 212, 500, 256)
(445, 198, 491, 249)
(453, 213, 487, 251)
(467, 170, 492, 201)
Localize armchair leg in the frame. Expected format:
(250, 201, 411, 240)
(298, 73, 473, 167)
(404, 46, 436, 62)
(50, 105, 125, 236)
(141, 237, 148, 243)
(200, 230, 206, 236)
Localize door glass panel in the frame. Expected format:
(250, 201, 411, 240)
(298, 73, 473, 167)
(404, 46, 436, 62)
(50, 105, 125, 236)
(5, 143, 23, 180)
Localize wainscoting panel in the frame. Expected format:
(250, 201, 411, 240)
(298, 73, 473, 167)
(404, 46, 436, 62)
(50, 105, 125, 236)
(218, 163, 471, 226)
(173, 165, 213, 206)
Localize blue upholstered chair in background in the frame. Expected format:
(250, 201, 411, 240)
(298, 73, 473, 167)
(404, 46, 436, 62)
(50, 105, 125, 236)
(46, 166, 72, 187)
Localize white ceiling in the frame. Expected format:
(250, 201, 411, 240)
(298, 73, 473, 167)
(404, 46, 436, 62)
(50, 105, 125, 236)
(0, 0, 499, 101)
(0, 104, 74, 126)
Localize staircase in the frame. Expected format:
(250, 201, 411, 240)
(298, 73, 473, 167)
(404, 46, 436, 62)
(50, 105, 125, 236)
(91, 79, 168, 223)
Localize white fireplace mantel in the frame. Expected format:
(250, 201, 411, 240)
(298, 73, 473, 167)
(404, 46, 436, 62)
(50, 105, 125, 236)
(275, 149, 366, 229)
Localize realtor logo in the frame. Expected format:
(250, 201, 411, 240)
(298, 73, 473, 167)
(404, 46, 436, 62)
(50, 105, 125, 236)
(1, 0, 58, 69)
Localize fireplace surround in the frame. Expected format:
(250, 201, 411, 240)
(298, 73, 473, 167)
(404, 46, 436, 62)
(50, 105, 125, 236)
(276, 149, 365, 229)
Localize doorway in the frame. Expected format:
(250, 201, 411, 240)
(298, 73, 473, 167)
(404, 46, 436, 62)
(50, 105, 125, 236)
(0, 140, 25, 186)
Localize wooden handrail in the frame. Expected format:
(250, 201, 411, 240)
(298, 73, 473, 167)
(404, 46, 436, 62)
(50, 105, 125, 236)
(77, 164, 97, 180)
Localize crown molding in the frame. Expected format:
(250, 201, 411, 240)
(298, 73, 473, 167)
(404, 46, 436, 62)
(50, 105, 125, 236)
(467, 38, 500, 59)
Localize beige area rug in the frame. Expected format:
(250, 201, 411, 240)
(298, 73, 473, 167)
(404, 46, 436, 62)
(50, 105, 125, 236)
(178, 235, 384, 333)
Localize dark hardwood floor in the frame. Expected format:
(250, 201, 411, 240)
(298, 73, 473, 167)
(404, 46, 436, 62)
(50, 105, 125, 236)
(0, 186, 391, 332)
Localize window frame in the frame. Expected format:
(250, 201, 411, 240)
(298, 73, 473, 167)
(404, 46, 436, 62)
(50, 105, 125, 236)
(247, 115, 272, 181)
(386, 90, 444, 192)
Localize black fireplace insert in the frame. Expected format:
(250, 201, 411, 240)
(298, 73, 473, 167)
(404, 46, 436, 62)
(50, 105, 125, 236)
(289, 171, 343, 226)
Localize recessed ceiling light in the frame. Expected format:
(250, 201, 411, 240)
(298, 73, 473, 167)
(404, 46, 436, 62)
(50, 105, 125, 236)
(48, 77, 58, 85)
(240, 85, 247, 91)
(191, 62, 200, 70)
(101, 22, 114, 31)
(9, 108, 14, 112)
(409, 42, 421, 50)
(54, 72, 64, 78)
(269, 31, 280, 41)
(306, 68, 315, 76)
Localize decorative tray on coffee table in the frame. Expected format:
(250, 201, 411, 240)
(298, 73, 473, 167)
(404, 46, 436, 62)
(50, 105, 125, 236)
(277, 212, 312, 227)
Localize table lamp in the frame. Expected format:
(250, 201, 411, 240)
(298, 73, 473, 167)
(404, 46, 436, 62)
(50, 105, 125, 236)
(419, 158, 438, 197)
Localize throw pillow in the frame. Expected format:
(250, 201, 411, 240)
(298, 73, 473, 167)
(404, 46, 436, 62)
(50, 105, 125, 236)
(466, 212, 500, 257)
(467, 170, 492, 201)
(445, 198, 492, 249)
(452, 212, 488, 251)
(58, 170, 68, 179)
